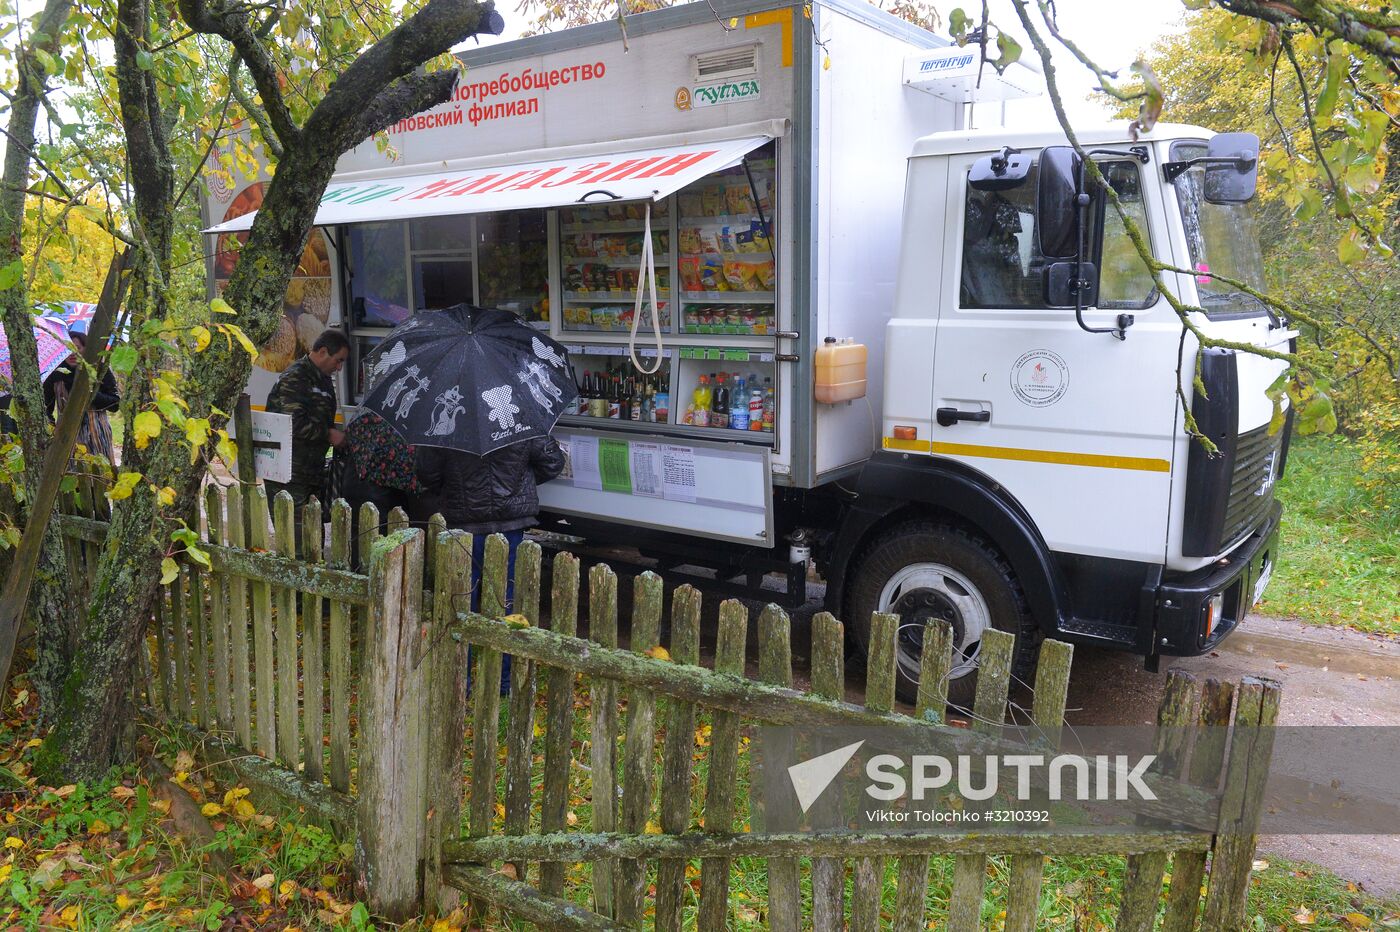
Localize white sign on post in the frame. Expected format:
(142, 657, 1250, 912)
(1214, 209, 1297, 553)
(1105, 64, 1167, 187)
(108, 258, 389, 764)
(226, 411, 293, 484)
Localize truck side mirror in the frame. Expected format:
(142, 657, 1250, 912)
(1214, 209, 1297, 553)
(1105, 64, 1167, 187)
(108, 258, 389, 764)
(969, 146, 1031, 191)
(1036, 146, 1084, 260)
(1203, 132, 1259, 203)
(1044, 260, 1099, 308)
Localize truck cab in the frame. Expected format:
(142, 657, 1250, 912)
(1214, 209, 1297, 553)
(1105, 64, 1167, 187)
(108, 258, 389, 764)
(827, 124, 1290, 703)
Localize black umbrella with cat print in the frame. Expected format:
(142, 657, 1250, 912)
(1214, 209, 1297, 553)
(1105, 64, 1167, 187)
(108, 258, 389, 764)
(359, 304, 577, 455)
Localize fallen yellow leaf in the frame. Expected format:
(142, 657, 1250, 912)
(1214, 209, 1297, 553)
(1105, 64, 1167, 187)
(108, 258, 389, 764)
(53, 784, 77, 798)
(111, 786, 136, 800)
(116, 893, 135, 911)
(3, 837, 22, 849)
(1293, 907, 1315, 925)
(233, 799, 256, 819)
(503, 613, 530, 629)
(88, 818, 111, 835)
(252, 873, 276, 890)
(645, 645, 672, 661)
(201, 803, 224, 817)
(1343, 914, 1373, 929)
(279, 879, 297, 896)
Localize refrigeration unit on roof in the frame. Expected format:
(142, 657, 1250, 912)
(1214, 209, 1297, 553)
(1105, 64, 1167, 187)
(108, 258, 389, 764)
(903, 45, 1042, 102)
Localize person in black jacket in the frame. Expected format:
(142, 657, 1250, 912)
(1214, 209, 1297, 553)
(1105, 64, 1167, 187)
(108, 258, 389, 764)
(415, 435, 565, 613)
(44, 331, 120, 467)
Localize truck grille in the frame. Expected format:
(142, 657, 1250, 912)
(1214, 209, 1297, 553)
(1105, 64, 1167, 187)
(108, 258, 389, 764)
(1219, 423, 1283, 550)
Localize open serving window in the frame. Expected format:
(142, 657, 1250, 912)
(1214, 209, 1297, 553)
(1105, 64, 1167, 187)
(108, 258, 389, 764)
(207, 134, 783, 448)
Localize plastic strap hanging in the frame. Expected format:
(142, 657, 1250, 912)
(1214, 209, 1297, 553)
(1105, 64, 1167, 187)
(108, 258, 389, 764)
(628, 200, 665, 375)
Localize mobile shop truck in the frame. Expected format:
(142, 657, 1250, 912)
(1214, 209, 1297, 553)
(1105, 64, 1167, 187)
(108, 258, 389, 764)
(205, 0, 1292, 703)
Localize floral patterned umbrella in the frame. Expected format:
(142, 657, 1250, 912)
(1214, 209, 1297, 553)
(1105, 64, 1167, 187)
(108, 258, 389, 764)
(0, 317, 72, 388)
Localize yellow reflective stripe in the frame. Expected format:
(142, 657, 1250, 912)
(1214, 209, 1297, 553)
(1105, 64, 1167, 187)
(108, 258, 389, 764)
(744, 8, 794, 67)
(882, 437, 1170, 473)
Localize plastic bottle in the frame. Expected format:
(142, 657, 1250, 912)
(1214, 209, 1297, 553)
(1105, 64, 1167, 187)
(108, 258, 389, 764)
(748, 386, 764, 430)
(692, 375, 711, 428)
(730, 373, 750, 431)
(762, 379, 775, 432)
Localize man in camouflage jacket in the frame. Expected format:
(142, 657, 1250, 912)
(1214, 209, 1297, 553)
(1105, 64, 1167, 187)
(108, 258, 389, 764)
(264, 330, 350, 515)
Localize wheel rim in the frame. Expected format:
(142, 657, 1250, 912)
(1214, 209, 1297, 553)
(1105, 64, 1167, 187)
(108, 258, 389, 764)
(876, 562, 992, 687)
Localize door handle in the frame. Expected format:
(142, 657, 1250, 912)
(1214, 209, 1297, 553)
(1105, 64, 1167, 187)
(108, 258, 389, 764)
(936, 407, 990, 427)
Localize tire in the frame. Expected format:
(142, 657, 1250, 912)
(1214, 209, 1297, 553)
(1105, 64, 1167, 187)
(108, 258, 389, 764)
(844, 521, 1039, 708)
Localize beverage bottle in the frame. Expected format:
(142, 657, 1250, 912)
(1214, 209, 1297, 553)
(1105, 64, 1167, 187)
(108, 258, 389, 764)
(577, 371, 590, 416)
(630, 377, 643, 420)
(608, 376, 621, 419)
(762, 379, 775, 432)
(692, 375, 711, 427)
(748, 387, 763, 430)
(619, 376, 632, 421)
(640, 383, 653, 423)
(589, 371, 607, 418)
(711, 373, 729, 429)
(730, 374, 750, 431)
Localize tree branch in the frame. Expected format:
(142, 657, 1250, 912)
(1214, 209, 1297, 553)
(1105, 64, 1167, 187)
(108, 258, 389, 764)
(1217, 0, 1400, 75)
(176, 0, 301, 146)
(225, 54, 283, 159)
(303, 0, 502, 144)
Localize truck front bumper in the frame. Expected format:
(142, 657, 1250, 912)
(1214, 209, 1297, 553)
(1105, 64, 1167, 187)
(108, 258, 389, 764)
(1154, 500, 1283, 656)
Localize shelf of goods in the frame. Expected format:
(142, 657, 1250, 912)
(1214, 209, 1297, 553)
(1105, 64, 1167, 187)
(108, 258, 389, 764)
(554, 157, 778, 447)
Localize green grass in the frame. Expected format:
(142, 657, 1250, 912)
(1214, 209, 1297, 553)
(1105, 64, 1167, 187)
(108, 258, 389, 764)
(1261, 435, 1400, 636)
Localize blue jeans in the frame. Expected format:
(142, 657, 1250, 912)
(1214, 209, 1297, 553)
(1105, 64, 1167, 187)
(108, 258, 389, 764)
(468, 528, 524, 695)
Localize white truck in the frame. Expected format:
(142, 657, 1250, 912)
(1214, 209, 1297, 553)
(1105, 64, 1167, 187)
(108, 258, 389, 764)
(205, 0, 1290, 702)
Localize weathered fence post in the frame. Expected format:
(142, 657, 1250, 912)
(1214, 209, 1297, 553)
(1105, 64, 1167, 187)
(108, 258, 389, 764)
(423, 528, 472, 916)
(355, 528, 430, 923)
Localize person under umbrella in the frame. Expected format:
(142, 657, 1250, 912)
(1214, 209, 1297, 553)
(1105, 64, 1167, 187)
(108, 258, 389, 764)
(43, 322, 120, 469)
(359, 304, 574, 615)
(339, 409, 432, 564)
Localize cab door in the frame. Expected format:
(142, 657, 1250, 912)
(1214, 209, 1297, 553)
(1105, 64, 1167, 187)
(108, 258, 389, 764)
(930, 151, 1180, 564)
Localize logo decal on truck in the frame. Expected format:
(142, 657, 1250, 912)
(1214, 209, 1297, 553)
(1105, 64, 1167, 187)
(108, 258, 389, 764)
(689, 79, 761, 108)
(1010, 350, 1069, 407)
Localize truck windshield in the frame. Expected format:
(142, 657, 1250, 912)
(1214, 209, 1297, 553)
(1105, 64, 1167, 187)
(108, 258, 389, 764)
(1172, 141, 1267, 318)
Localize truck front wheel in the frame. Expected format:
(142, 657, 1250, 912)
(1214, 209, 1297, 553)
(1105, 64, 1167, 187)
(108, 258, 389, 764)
(844, 522, 1039, 708)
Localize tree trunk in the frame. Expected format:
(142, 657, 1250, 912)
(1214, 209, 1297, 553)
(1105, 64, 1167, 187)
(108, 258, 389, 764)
(0, 0, 81, 716)
(40, 0, 499, 781)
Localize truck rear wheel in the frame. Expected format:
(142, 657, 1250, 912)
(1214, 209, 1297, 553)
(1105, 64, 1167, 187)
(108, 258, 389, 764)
(844, 522, 1039, 708)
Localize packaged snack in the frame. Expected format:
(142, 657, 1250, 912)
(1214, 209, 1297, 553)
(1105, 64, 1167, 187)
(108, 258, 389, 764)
(607, 202, 626, 220)
(726, 184, 755, 216)
(724, 258, 748, 290)
(718, 226, 736, 254)
(678, 193, 704, 217)
(565, 265, 585, 291)
(755, 258, 776, 290)
(679, 228, 701, 255)
(735, 229, 756, 253)
(701, 187, 724, 217)
(698, 229, 720, 255)
(699, 258, 726, 292)
(624, 203, 643, 220)
(679, 257, 703, 292)
(560, 208, 575, 225)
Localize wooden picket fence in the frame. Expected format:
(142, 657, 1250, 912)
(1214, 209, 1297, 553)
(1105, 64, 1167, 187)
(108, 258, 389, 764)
(52, 485, 1281, 931)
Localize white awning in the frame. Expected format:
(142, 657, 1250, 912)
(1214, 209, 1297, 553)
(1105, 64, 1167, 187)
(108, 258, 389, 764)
(205, 135, 771, 234)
